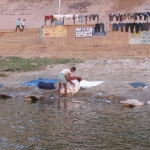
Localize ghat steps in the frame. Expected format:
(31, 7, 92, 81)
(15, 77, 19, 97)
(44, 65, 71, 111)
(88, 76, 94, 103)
(0, 28, 149, 58)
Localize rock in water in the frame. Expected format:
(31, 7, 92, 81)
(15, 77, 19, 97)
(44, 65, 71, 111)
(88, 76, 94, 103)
(0, 94, 12, 99)
(24, 95, 39, 103)
(120, 99, 144, 107)
(147, 101, 150, 105)
(107, 95, 115, 100)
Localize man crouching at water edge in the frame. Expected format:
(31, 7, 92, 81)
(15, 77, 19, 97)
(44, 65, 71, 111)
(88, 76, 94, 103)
(58, 67, 76, 98)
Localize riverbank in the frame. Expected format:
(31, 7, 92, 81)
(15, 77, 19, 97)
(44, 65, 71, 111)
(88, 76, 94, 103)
(0, 58, 150, 103)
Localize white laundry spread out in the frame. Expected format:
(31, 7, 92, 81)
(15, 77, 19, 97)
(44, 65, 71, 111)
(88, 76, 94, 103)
(60, 80, 80, 95)
(80, 80, 104, 88)
(60, 80, 104, 94)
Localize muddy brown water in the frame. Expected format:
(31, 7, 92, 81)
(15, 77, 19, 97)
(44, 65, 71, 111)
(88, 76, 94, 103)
(0, 96, 150, 150)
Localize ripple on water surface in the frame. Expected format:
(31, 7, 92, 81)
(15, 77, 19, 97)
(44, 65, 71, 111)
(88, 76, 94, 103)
(0, 97, 150, 150)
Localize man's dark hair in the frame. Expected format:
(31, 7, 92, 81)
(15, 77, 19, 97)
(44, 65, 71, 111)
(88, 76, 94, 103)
(71, 67, 76, 71)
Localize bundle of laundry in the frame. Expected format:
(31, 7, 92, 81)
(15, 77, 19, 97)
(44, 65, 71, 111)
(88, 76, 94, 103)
(60, 76, 82, 95)
(60, 79, 80, 95)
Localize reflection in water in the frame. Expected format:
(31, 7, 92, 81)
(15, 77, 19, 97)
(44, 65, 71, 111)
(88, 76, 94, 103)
(57, 98, 67, 110)
(0, 97, 150, 150)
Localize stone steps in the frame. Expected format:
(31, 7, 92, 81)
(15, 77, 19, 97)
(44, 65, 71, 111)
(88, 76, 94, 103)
(0, 27, 150, 58)
(0, 42, 150, 58)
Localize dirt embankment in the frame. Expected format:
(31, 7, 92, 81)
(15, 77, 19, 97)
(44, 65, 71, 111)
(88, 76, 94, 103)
(0, 0, 149, 29)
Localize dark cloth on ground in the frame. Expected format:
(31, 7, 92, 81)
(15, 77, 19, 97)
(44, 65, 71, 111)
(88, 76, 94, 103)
(21, 78, 58, 87)
(129, 82, 147, 88)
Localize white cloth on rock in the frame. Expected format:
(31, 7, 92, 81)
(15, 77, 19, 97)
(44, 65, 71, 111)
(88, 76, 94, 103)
(120, 99, 144, 106)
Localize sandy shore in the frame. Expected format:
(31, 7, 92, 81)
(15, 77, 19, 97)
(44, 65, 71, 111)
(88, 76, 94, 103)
(0, 58, 150, 103)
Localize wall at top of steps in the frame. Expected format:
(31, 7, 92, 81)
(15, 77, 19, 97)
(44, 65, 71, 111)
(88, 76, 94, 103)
(41, 25, 150, 58)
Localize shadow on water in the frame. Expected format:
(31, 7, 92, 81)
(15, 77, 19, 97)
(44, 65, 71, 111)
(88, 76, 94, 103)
(0, 97, 150, 150)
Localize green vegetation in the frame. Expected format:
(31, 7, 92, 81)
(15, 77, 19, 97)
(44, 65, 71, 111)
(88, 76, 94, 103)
(0, 56, 83, 72)
(0, 73, 7, 77)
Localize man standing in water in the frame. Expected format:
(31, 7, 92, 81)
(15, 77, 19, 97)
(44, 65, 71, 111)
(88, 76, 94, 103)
(58, 67, 76, 98)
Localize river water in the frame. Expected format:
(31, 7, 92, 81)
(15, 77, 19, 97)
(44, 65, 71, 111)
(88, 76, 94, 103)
(0, 97, 150, 150)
